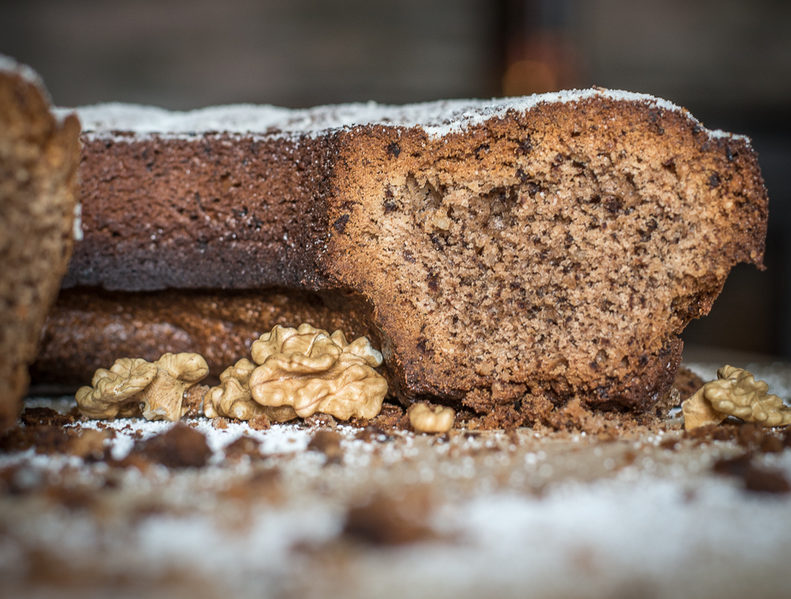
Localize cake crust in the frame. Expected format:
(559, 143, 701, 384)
(42, 91, 767, 419)
(0, 56, 80, 429)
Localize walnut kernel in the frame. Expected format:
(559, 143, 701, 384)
(140, 353, 210, 421)
(205, 358, 297, 422)
(76, 353, 209, 421)
(75, 358, 157, 419)
(408, 403, 455, 434)
(248, 324, 387, 421)
(683, 365, 791, 431)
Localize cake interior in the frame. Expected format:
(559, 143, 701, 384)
(335, 102, 763, 409)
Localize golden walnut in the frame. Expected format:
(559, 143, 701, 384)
(247, 324, 387, 421)
(76, 358, 157, 419)
(205, 358, 297, 423)
(682, 365, 791, 431)
(408, 403, 455, 434)
(76, 353, 209, 421)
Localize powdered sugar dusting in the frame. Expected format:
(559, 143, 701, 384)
(72, 202, 83, 241)
(58, 89, 748, 143)
(2, 362, 788, 597)
(0, 54, 46, 94)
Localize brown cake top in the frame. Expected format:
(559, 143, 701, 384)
(58, 88, 749, 142)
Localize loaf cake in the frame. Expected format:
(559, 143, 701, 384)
(37, 91, 767, 422)
(0, 56, 80, 430)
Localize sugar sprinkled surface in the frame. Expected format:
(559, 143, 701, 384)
(0, 54, 75, 126)
(1, 362, 789, 598)
(0, 54, 46, 94)
(56, 89, 749, 143)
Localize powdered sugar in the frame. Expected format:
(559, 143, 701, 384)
(58, 89, 748, 143)
(3, 363, 788, 598)
(72, 202, 83, 241)
(0, 54, 46, 95)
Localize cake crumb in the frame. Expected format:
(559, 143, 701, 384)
(249, 414, 271, 430)
(129, 423, 211, 468)
(712, 453, 791, 494)
(223, 435, 262, 461)
(307, 430, 343, 463)
(342, 489, 438, 545)
(21, 407, 75, 427)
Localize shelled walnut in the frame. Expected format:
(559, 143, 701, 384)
(248, 324, 387, 421)
(76, 358, 156, 419)
(683, 365, 791, 431)
(76, 353, 209, 421)
(408, 403, 455, 434)
(205, 358, 296, 422)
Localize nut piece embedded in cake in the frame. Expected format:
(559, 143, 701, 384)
(248, 324, 387, 421)
(683, 366, 791, 431)
(76, 353, 209, 421)
(408, 403, 455, 434)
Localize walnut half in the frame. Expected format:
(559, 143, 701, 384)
(247, 324, 387, 421)
(408, 403, 455, 434)
(76, 358, 157, 419)
(204, 358, 297, 423)
(682, 365, 791, 431)
(76, 353, 209, 421)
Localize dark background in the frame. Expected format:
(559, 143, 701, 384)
(2, 0, 789, 360)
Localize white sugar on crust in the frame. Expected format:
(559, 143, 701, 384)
(1, 55, 74, 125)
(0, 54, 46, 93)
(58, 89, 748, 143)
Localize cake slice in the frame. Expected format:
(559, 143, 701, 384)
(40, 91, 767, 421)
(0, 56, 80, 429)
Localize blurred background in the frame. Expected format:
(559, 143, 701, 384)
(2, 0, 789, 360)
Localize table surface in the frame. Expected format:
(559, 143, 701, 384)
(1, 359, 790, 599)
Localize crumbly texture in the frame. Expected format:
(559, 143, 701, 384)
(0, 58, 80, 430)
(46, 92, 767, 422)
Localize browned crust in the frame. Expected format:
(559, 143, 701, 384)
(32, 288, 379, 389)
(0, 66, 80, 429)
(65, 133, 337, 291)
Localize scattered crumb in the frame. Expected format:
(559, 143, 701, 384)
(128, 422, 211, 468)
(365, 403, 407, 430)
(712, 453, 791, 494)
(307, 430, 343, 463)
(221, 467, 282, 504)
(21, 407, 75, 427)
(0, 424, 75, 454)
(66, 429, 113, 460)
(223, 435, 262, 461)
(355, 425, 393, 443)
(43, 483, 97, 512)
(304, 413, 337, 429)
(685, 422, 788, 455)
(342, 488, 438, 546)
(249, 414, 271, 431)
